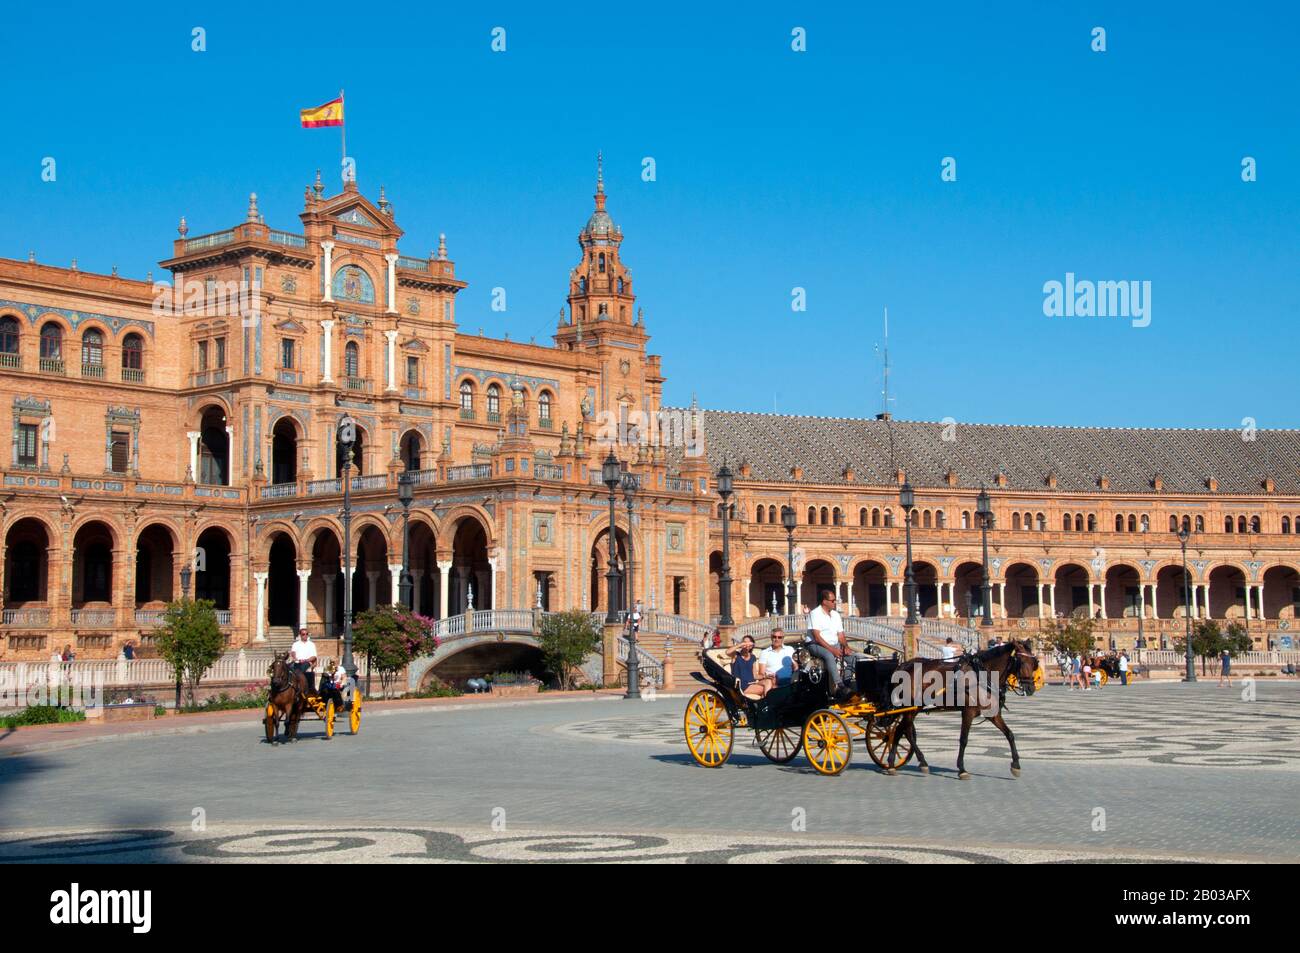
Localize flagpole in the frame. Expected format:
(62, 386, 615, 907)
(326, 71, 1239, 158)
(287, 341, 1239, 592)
(340, 89, 347, 181)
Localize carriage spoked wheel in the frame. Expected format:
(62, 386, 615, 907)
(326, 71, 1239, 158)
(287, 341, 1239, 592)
(350, 693, 363, 735)
(684, 689, 734, 767)
(1098, 670, 1109, 686)
(801, 709, 852, 776)
(264, 703, 275, 743)
(864, 714, 914, 773)
(324, 699, 336, 739)
(754, 725, 802, 764)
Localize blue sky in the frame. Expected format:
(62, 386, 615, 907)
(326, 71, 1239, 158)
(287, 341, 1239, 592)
(2, 2, 1296, 428)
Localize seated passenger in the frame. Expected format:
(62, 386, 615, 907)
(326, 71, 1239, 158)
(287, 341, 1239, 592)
(724, 635, 769, 700)
(319, 661, 346, 708)
(758, 628, 797, 688)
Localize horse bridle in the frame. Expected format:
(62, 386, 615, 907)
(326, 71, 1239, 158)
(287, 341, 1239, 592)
(1006, 646, 1039, 696)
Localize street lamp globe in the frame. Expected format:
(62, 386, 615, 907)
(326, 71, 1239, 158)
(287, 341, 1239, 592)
(900, 480, 915, 512)
(976, 487, 991, 520)
(398, 473, 413, 505)
(717, 462, 733, 500)
(602, 450, 621, 490)
(780, 505, 796, 532)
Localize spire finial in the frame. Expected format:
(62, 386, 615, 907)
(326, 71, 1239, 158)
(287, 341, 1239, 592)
(596, 150, 604, 194)
(247, 192, 259, 222)
(178, 216, 188, 237)
(313, 169, 323, 196)
(437, 233, 447, 260)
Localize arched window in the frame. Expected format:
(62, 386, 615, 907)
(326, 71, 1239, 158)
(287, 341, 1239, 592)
(1181, 515, 1191, 533)
(538, 391, 552, 423)
(598, 253, 606, 274)
(962, 510, 970, 529)
(807, 506, 816, 525)
(1140, 514, 1149, 533)
(1238, 516, 1247, 534)
(883, 509, 893, 527)
(459, 381, 474, 412)
(936, 510, 946, 529)
(1250, 516, 1261, 533)
(1169, 516, 1178, 532)
(1115, 515, 1124, 532)
(922, 510, 932, 529)
(1036, 513, 1046, 531)
(344, 341, 359, 378)
(617, 277, 624, 294)
(0, 317, 18, 356)
(756, 506, 765, 524)
(81, 328, 103, 367)
(1282, 517, 1290, 534)
(578, 276, 587, 293)
(1023, 512, 1032, 530)
(1064, 514, 1073, 532)
(1013, 513, 1022, 531)
(1127, 515, 1137, 533)
(859, 507, 868, 526)
(1075, 514, 1084, 531)
(768, 505, 776, 523)
(832, 507, 842, 526)
(1195, 516, 1204, 533)
(122, 333, 143, 371)
(1225, 516, 1234, 533)
(486, 384, 501, 418)
(40, 323, 62, 360)
(1087, 514, 1096, 532)
(819, 507, 829, 526)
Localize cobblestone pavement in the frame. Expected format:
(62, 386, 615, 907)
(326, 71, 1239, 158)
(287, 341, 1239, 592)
(0, 683, 1295, 862)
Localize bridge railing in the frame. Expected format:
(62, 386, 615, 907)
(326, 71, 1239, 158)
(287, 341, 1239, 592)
(0, 651, 275, 690)
(616, 636, 663, 688)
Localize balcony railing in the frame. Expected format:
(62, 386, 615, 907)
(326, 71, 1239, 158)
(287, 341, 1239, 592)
(344, 376, 371, 393)
(351, 474, 388, 491)
(446, 464, 492, 482)
(2, 608, 50, 627)
(40, 357, 64, 375)
(487, 411, 501, 423)
(460, 408, 476, 421)
(535, 463, 564, 480)
(134, 609, 166, 627)
(71, 608, 117, 627)
(82, 362, 105, 379)
(666, 476, 693, 493)
(0, 353, 21, 369)
(121, 367, 144, 383)
(537, 417, 553, 430)
(261, 482, 298, 499)
(217, 609, 233, 627)
(184, 230, 235, 253)
(397, 256, 430, 272)
(306, 478, 342, 495)
(405, 468, 438, 486)
(267, 230, 307, 248)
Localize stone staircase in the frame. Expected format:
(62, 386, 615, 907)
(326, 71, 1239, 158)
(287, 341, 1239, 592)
(266, 626, 296, 652)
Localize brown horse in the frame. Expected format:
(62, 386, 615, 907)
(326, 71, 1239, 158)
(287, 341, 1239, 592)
(264, 652, 307, 743)
(887, 639, 1040, 779)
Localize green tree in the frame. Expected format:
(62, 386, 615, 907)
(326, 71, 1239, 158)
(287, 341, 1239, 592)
(154, 599, 225, 708)
(352, 606, 439, 697)
(537, 610, 602, 689)
(1042, 614, 1096, 657)
(1174, 620, 1250, 675)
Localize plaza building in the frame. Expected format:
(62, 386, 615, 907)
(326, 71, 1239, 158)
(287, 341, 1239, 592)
(1, 167, 1298, 666)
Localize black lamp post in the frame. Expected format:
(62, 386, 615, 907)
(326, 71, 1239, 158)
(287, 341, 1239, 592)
(621, 471, 640, 699)
(1178, 526, 1195, 682)
(717, 463, 735, 626)
(602, 451, 622, 624)
(176, 564, 192, 710)
(339, 416, 357, 679)
(398, 474, 414, 609)
(900, 481, 918, 625)
(781, 505, 797, 614)
(976, 487, 994, 627)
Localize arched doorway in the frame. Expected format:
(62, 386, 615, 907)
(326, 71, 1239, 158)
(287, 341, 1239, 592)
(799, 559, 836, 613)
(134, 524, 175, 606)
(747, 557, 787, 616)
(354, 524, 390, 613)
(850, 560, 888, 617)
(1105, 564, 1142, 618)
(1208, 566, 1247, 620)
(195, 527, 232, 609)
(1053, 563, 1090, 618)
(1002, 563, 1039, 618)
(1155, 564, 1193, 619)
(952, 561, 984, 620)
(4, 517, 50, 605)
(1262, 565, 1300, 619)
(198, 406, 229, 485)
(910, 561, 939, 618)
(271, 417, 298, 485)
(72, 521, 115, 607)
(589, 525, 628, 615)
(407, 520, 438, 616)
(267, 532, 299, 627)
(400, 430, 423, 472)
(309, 528, 342, 636)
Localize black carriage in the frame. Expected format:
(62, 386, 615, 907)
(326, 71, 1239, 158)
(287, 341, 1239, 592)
(683, 639, 919, 775)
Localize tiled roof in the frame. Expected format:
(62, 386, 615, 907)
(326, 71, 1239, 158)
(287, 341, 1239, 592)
(669, 408, 1300, 496)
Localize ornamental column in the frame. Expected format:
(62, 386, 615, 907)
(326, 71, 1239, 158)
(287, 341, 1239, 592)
(253, 571, 268, 641)
(366, 570, 380, 609)
(884, 581, 893, 616)
(296, 568, 311, 630)
(187, 431, 200, 480)
(321, 241, 335, 303)
(438, 560, 452, 619)
(389, 563, 401, 606)
(320, 320, 335, 383)
(323, 573, 336, 635)
(1098, 582, 1108, 619)
(487, 555, 499, 610)
(384, 253, 398, 314)
(384, 330, 398, 391)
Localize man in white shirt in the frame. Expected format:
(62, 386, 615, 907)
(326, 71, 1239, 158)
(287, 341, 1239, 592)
(289, 627, 318, 692)
(942, 637, 961, 660)
(1118, 651, 1129, 686)
(758, 628, 798, 686)
(807, 589, 861, 700)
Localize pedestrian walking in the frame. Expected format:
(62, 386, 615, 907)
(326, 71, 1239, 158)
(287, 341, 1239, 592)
(1118, 651, 1129, 686)
(1217, 647, 1232, 687)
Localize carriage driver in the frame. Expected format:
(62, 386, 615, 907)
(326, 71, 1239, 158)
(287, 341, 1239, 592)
(289, 627, 318, 692)
(807, 589, 863, 702)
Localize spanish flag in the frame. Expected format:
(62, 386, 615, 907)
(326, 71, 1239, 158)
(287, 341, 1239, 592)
(300, 96, 344, 128)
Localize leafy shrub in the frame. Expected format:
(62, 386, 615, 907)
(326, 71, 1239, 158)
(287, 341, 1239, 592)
(1, 706, 87, 729)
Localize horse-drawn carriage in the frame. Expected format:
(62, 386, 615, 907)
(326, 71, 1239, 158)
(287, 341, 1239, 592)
(684, 640, 920, 775)
(685, 635, 1042, 778)
(264, 653, 363, 742)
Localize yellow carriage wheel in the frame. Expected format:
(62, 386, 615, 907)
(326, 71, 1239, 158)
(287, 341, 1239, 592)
(264, 704, 275, 742)
(350, 693, 362, 735)
(1033, 668, 1045, 692)
(683, 689, 734, 767)
(754, 725, 802, 764)
(1099, 669, 1109, 686)
(802, 709, 852, 776)
(324, 699, 335, 739)
(864, 715, 914, 771)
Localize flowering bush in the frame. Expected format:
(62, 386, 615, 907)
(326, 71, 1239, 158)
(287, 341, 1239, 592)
(352, 607, 441, 697)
